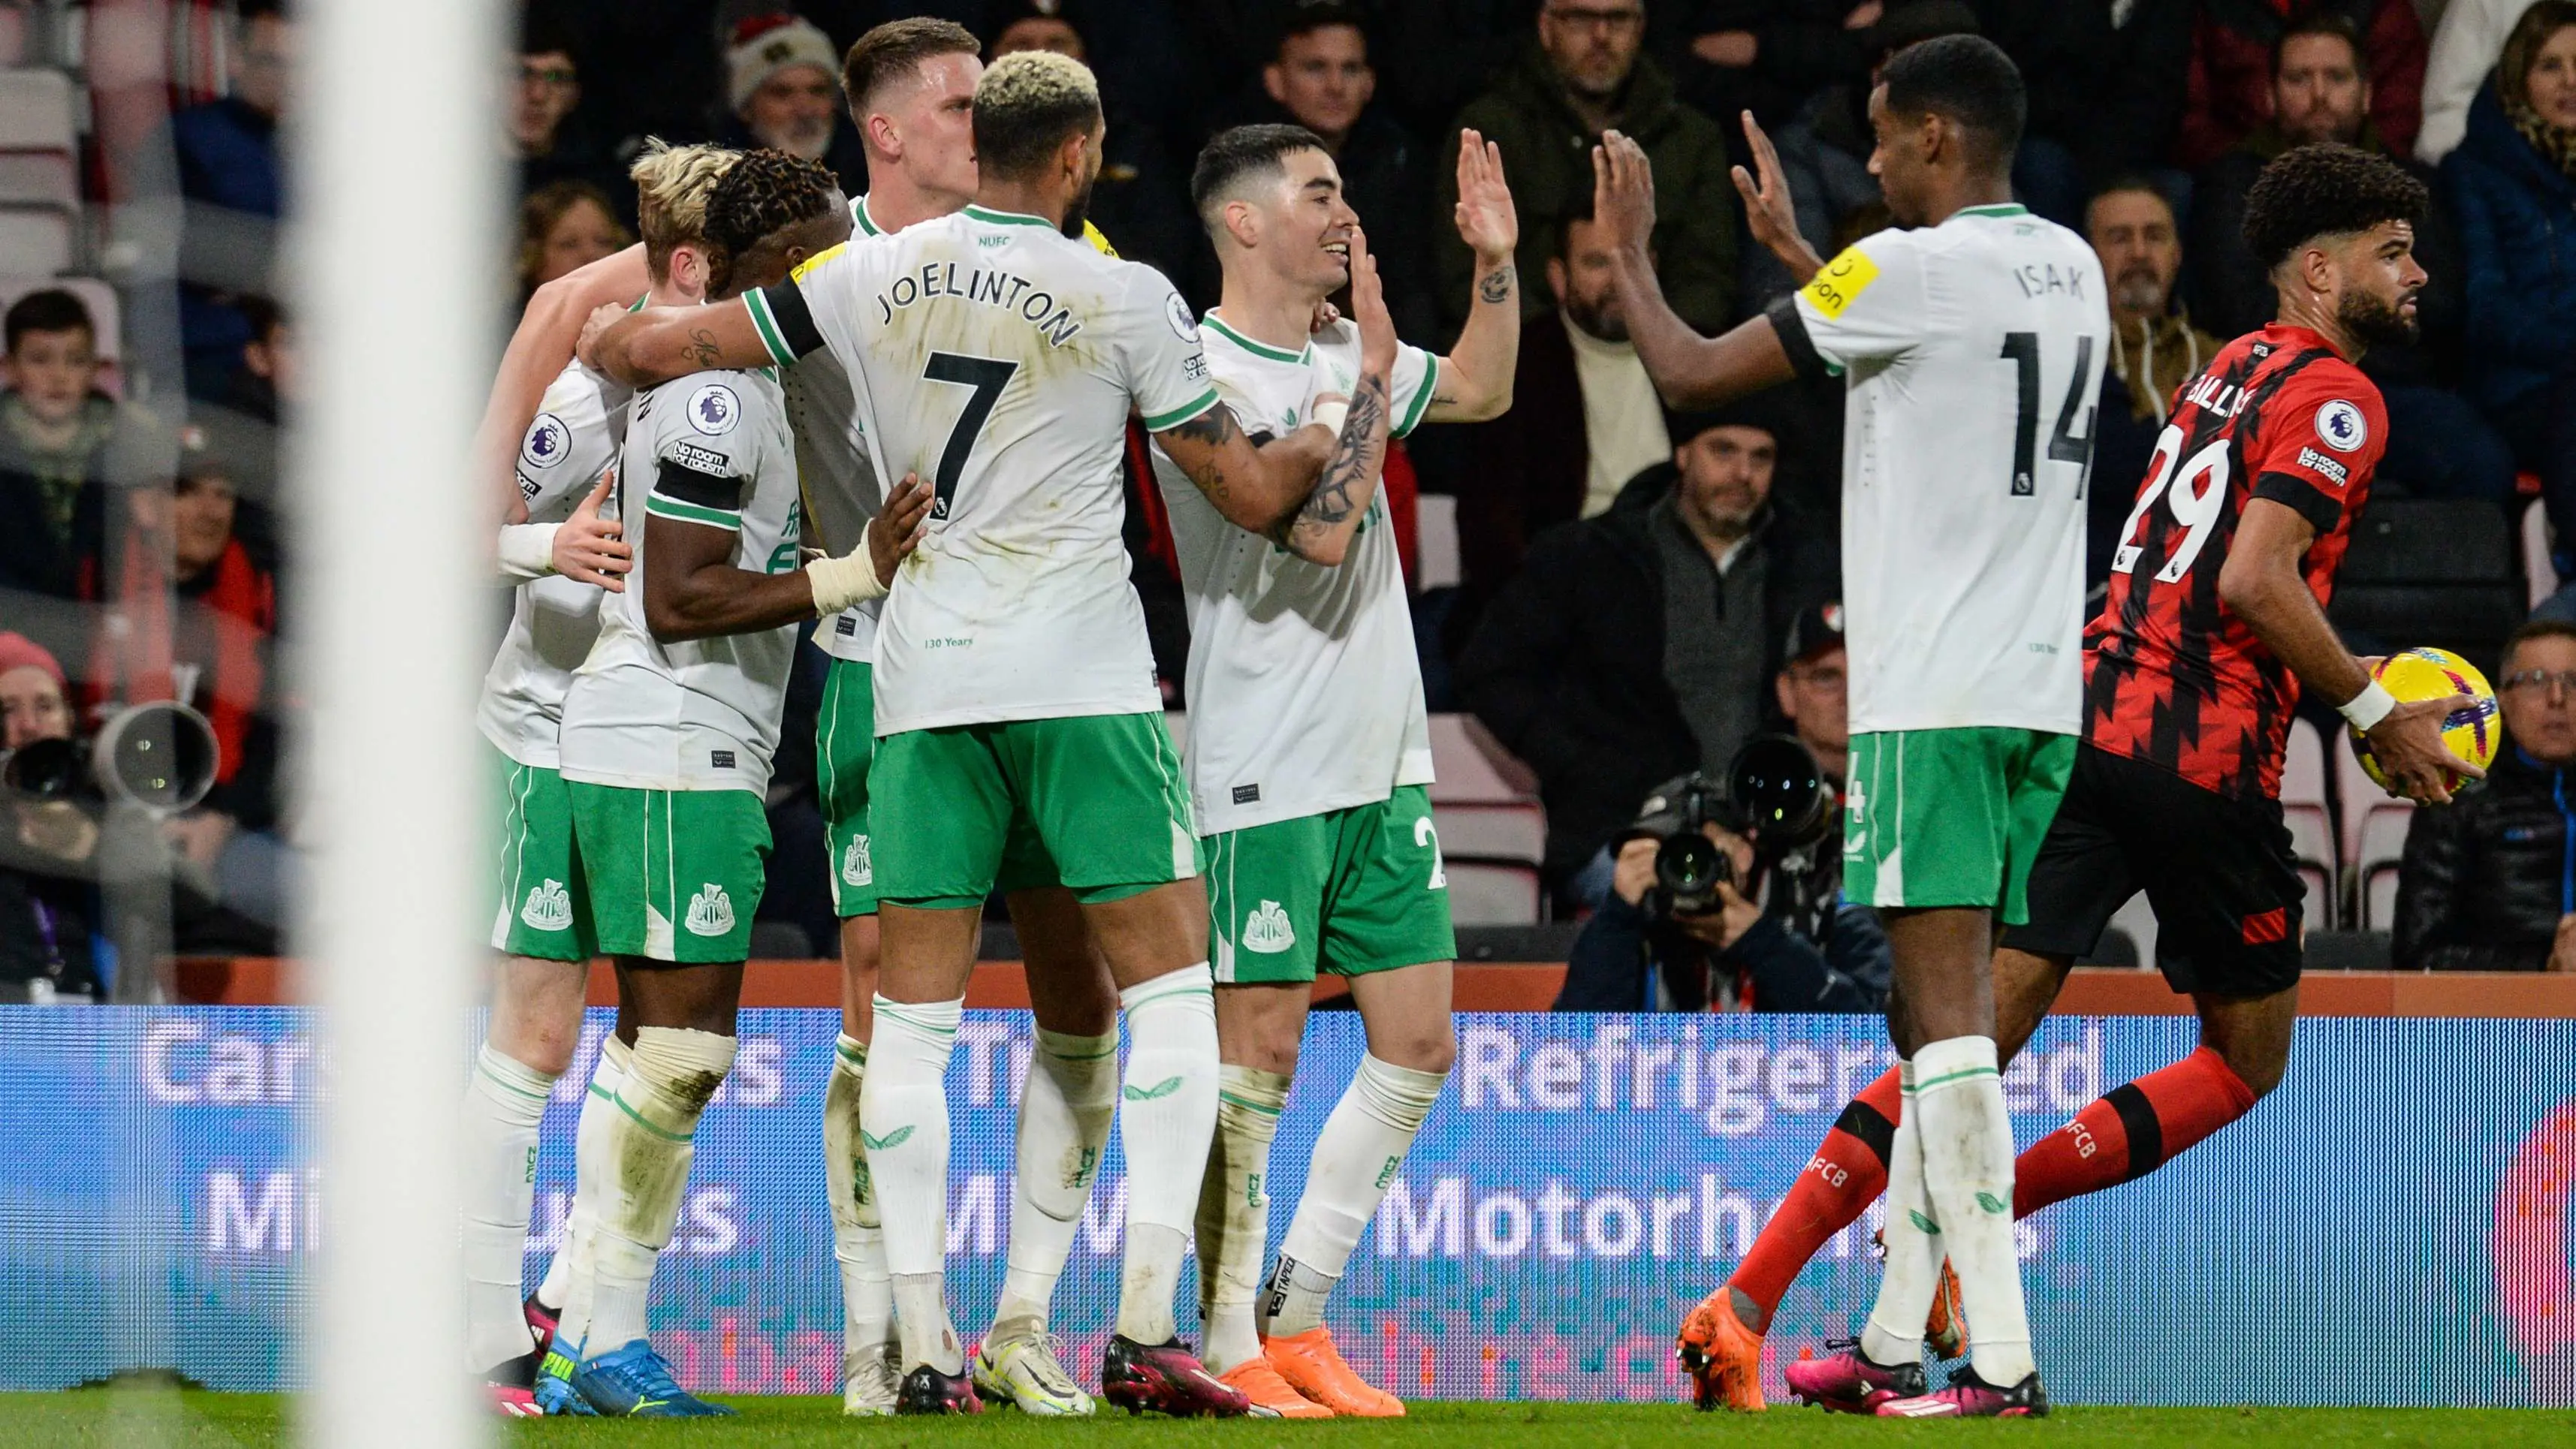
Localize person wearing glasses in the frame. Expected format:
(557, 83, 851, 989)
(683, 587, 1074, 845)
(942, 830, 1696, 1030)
(1436, 0, 1739, 337)
(2395, 618, 2576, 972)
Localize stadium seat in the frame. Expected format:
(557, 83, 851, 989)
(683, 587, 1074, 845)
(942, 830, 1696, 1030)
(0, 68, 74, 155)
(1442, 860, 1541, 926)
(2281, 719, 2336, 930)
(1427, 712, 1539, 803)
(0, 149, 73, 211)
(2327, 498, 2520, 671)
(1431, 801, 1545, 866)
(1416, 493, 1460, 592)
(0, 206, 71, 274)
(2526, 499, 2557, 612)
(2332, 734, 2414, 932)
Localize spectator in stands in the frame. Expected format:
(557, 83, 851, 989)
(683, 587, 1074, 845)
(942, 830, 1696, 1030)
(2418, 0, 2544, 165)
(719, 14, 870, 199)
(2085, 180, 2228, 582)
(1741, 1, 1979, 312)
(1456, 402, 1833, 911)
(2191, 18, 2511, 508)
(511, 12, 623, 209)
(0, 633, 103, 1000)
(222, 296, 293, 429)
(2395, 618, 2576, 972)
(1438, 0, 1738, 339)
(516, 181, 632, 310)
(0, 291, 157, 674)
(1230, 6, 1435, 341)
(171, 0, 291, 396)
(982, 1, 1195, 281)
(2445, 2, 2576, 549)
(1553, 603, 1890, 1012)
(2177, 0, 2426, 170)
(1670, 0, 1881, 132)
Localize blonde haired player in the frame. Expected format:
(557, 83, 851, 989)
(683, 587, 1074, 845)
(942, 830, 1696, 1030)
(464, 138, 739, 1419)
(587, 50, 1387, 1414)
(1155, 122, 1518, 1417)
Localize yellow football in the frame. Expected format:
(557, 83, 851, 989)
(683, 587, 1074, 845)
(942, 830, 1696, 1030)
(2350, 646, 2499, 791)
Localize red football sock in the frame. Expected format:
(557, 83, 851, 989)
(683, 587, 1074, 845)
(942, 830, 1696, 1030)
(2012, 1046, 2258, 1219)
(1725, 1066, 1902, 1333)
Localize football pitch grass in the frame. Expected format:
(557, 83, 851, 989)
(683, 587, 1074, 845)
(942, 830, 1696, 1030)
(2, 1394, 2565, 1447)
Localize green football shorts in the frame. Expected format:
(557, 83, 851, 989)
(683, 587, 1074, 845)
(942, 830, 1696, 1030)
(869, 712, 1198, 909)
(567, 782, 771, 963)
(1205, 785, 1455, 985)
(487, 741, 595, 962)
(1840, 727, 2076, 925)
(817, 658, 877, 918)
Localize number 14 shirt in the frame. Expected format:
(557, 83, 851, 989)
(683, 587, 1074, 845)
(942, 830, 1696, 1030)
(1774, 203, 2110, 739)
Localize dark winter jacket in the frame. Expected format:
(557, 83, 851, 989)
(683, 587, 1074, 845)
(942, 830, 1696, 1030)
(1455, 493, 1835, 878)
(1554, 841, 1890, 1014)
(1439, 42, 1739, 337)
(2394, 747, 2574, 972)
(2443, 84, 2576, 416)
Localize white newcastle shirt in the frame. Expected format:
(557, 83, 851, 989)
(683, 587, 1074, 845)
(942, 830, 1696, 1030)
(1778, 203, 2109, 737)
(558, 366, 801, 795)
(478, 357, 629, 769)
(800, 194, 900, 666)
(747, 203, 1219, 735)
(1149, 312, 1440, 835)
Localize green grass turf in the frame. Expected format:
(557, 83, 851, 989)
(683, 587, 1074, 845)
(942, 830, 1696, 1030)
(1, 1395, 2568, 1447)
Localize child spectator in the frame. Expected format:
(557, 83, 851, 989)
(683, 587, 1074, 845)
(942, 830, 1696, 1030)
(0, 291, 158, 675)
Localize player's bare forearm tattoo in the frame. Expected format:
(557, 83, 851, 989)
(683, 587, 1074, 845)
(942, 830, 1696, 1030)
(1168, 402, 1242, 509)
(1477, 264, 1514, 306)
(684, 327, 724, 369)
(1271, 373, 1387, 556)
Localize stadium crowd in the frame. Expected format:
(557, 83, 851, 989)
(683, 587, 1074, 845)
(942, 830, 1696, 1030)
(2, 0, 2574, 992)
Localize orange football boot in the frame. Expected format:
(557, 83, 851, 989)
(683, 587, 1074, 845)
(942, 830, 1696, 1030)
(1674, 1285, 1765, 1411)
(1217, 1357, 1332, 1418)
(1926, 1256, 1967, 1360)
(1264, 1327, 1403, 1417)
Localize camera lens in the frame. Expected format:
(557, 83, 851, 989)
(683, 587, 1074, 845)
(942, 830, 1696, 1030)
(1730, 735, 1831, 847)
(95, 702, 220, 812)
(1, 738, 86, 800)
(1654, 831, 1730, 914)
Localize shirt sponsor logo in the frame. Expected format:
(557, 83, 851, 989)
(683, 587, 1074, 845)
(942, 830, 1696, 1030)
(710, 749, 737, 770)
(2296, 447, 2351, 487)
(835, 615, 858, 636)
(1232, 784, 1261, 805)
(686, 383, 741, 436)
(1184, 352, 1209, 381)
(683, 883, 737, 938)
(1241, 899, 1296, 954)
(671, 441, 728, 473)
(2315, 399, 2367, 453)
(521, 412, 572, 469)
(520, 878, 573, 932)
(1799, 244, 1880, 319)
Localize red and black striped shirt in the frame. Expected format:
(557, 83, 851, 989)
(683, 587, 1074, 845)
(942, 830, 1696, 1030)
(2083, 324, 2384, 800)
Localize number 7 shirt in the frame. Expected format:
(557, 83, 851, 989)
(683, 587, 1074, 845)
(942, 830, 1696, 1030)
(747, 203, 1219, 734)
(1769, 203, 2110, 739)
(2084, 322, 2385, 800)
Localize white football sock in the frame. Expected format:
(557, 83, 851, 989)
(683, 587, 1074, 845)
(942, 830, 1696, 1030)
(1196, 1064, 1287, 1373)
(1262, 1053, 1445, 1339)
(1112, 965, 1219, 1345)
(823, 1034, 894, 1372)
(1860, 1059, 1938, 1368)
(536, 1035, 625, 1315)
(1912, 1035, 2036, 1387)
(584, 1026, 734, 1358)
(462, 1044, 557, 1372)
(864, 996, 964, 1374)
(994, 1026, 1119, 1345)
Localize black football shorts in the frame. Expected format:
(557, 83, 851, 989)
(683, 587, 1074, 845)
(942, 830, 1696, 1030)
(2001, 741, 2305, 999)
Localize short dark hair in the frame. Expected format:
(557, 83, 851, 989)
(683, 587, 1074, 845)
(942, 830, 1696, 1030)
(237, 0, 287, 26)
(1275, 3, 1369, 56)
(703, 147, 842, 294)
(2241, 142, 2427, 272)
(2273, 12, 2368, 81)
(971, 50, 1102, 182)
(1879, 33, 2024, 169)
(2085, 173, 2175, 224)
(1190, 123, 1329, 227)
(2508, 616, 2576, 663)
(840, 17, 979, 115)
(5, 288, 95, 353)
(518, 7, 578, 60)
(237, 294, 287, 346)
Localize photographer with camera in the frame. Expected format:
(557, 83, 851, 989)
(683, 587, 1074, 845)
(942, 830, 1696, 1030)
(1555, 607, 1889, 1013)
(1, 634, 104, 998)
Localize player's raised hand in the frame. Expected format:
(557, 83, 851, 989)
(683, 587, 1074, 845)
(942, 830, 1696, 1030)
(1591, 130, 1656, 256)
(551, 471, 632, 590)
(867, 471, 934, 586)
(1452, 128, 1519, 264)
(1731, 110, 1825, 285)
(2363, 696, 2487, 806)
(573, 301, 627, 370)
(1349, 224, 1398, 381)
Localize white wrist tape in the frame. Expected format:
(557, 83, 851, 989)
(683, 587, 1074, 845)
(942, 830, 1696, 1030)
(806, 547, 888, 616)
(496, 523, 561, 582)
(1307, 398, 1348, 435)
(2339, 678, 2398, 731)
